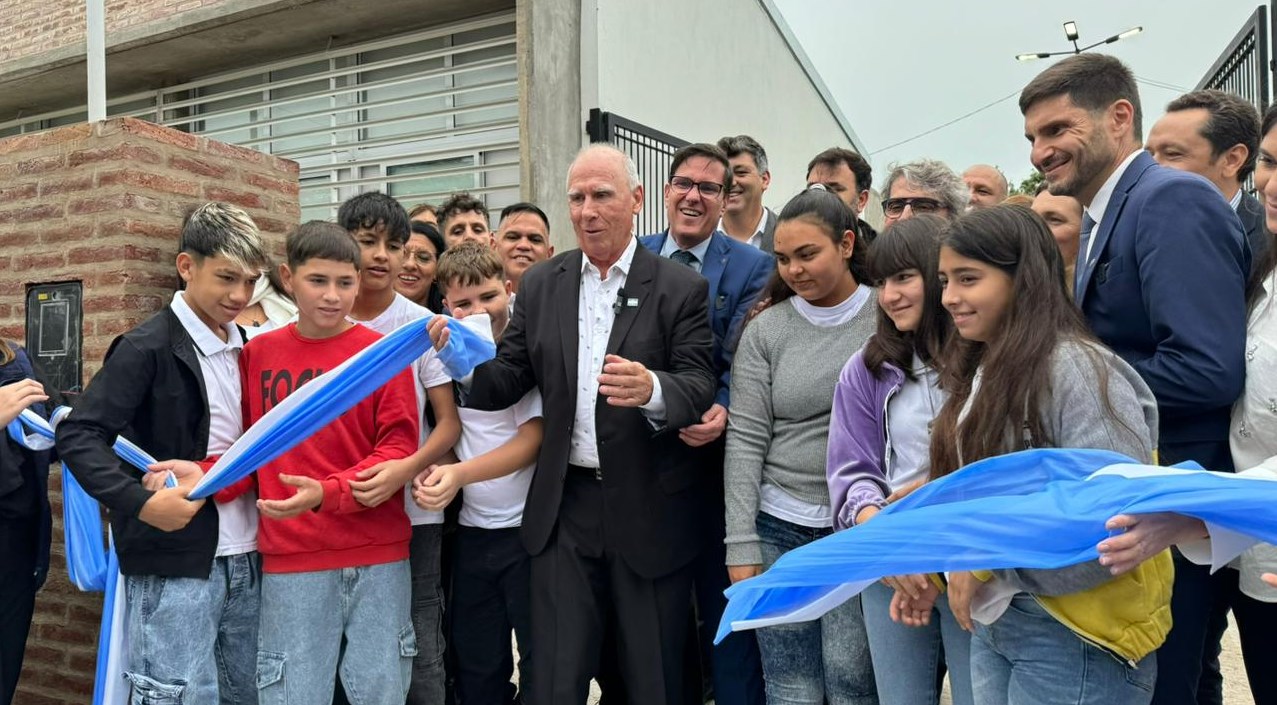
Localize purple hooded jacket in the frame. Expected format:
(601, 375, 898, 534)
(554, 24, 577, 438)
(826, 348, 906, 531)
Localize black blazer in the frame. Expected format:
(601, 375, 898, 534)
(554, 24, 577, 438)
(1239, 191, 1269, 275)
(56, 307, 219, 578)
(464, 244, 715, 578)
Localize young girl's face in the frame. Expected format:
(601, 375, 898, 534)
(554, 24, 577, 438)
(938, 245, 1013, 343)
(878, 268, 926, 333)
(773, 218, 856, 307)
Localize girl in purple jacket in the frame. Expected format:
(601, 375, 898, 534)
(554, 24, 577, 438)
(826, 215, 972, 705)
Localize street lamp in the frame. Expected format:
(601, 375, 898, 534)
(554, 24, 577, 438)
(1016, 21, 1143, 62)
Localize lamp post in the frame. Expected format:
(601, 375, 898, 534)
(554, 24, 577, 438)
(1016, 21, 1143, 62)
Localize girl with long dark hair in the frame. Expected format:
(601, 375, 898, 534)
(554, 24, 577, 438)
(725, 187, 878, 705)
(826, 214, 971, 705)
(927, 205, 1168, 704)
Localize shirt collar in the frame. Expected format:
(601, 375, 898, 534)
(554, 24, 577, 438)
(1230, 188, 1244, 211)
(171, 291, 244, 356)
(716, 207, 770, 239)
(1083, 149, 1142, 228)
(659, 230, 714, 262)
(581, 235, 638, 280)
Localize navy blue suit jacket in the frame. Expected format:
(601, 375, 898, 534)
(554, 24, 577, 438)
(640, 230, 774, 408)
(1076, 151, 1246, 456)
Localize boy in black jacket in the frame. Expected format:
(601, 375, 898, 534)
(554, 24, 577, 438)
(57, 202, 270, 704)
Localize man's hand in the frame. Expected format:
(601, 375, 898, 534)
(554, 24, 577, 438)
(143, 459, 205, 492)
(427, 316, 451, 353)
(679, 403, 727, 447)
(412, 464, 464, 512)
(137, 487, 204, 532)
(882, 573, 933, 602)
(598, 355, 653, 407)
(947, 571, 979, 631)
(728, 564, 763, 584)
(1097, 513, 1207, 576)
(0, 379, 47, 427)
(349, 458, 416, 508)
(257, 474, 323, 519)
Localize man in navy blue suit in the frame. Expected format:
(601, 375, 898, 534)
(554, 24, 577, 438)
(643, 143, 773, 705)
(1021, 54, 1247, 705)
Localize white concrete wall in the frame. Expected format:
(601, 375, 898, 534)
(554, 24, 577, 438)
(584, 0, 863, 212)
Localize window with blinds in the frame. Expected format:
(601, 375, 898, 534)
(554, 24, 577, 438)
(0, 13, 520, 221)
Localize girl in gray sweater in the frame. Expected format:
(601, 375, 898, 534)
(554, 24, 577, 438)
(725, 187, 879, 705)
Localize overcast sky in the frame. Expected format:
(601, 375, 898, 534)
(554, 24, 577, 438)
(772, 0, 1264, 190)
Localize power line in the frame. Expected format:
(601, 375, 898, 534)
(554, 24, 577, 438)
(870, 89, 1022, 155)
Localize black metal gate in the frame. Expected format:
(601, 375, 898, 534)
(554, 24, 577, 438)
(586, 108, 690, 236)
(1197, 5, 1271, 113)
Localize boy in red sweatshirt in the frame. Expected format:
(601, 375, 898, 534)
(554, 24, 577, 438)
(232, 220, 420, 704)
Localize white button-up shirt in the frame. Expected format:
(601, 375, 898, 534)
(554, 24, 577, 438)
(658, 230, 713, 273)
(718, 208, 770, 250)
(1081, 149, 1142, 263)
(568, 236, 666, 468)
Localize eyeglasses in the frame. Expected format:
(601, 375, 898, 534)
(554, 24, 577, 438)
(403, 249, 435, 265)
(882, 197, 946, 217)
(669, 176, 726, 199)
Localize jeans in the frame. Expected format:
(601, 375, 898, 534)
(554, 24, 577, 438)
(123, 552, 261, 705)
(861, 581, 973, 705)
(971, 593, 1155, 705)
(409, 523, 447, 705)
(755, 512, 878, 705)
(450, 526, 531, 705)
(257, 560, 415, 705)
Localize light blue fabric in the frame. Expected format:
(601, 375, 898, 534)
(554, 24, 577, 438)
(189, 315, 494, 500)
(715, 448, 1277, 643)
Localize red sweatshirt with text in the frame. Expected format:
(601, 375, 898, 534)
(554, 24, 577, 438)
(228, 323, 419, 573)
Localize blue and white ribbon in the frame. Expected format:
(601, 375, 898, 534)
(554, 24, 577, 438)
(717, 448, 1277, 643)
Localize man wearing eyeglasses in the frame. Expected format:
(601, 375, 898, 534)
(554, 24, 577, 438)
(638, 143, 772, 705)
(879, 159, 969, 229)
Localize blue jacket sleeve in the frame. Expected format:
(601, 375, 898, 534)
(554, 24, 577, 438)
(717, 254, 774, 409)
(1131, 181, 1246, 415)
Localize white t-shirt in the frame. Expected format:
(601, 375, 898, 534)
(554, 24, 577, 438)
(456, 390, 543, 529)
(170, 292, 257, 556)
(350, 293, 453, 525)
(241, 319, 282, 340)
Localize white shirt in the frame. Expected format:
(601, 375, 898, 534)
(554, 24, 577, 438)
(242, 320, 281, 340)
(569, 237, 666, 468)
(1230, 188, 1244, 211)
(351, 293, 452, 525)
(886, 355, 944, 492)
(718, 208, 770, 250)
(457, 390, 543, 529)
(1082, 149, 1142, 263)
(170, 292, 257, 556)
(658, 231, 714, 273)
(1230, 269, 1277, 601)
(789, 285, 871, 327)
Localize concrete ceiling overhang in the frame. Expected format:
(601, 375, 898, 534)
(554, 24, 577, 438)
(0, 0, 514, 121)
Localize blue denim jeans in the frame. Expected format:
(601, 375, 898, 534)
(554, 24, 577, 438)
(861, 581, 973, 705)
(971, 593, 1156, 705)
(755, 512, 878, 705)
(258, 560, 415, 705)
(123, 552, 261, 705)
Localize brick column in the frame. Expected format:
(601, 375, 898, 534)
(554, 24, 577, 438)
(0, 117, 300, 705)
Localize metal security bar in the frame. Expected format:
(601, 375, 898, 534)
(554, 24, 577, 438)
(1198, 5, 1270, 111)
(586, 108, 689, 237)
(0, 12, 520, 220)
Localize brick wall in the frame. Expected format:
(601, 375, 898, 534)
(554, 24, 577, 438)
(0, 117, 298, 705)
(0, 0, 262, 67)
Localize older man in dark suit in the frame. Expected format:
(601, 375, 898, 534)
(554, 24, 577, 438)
(431, 143, 715, 704)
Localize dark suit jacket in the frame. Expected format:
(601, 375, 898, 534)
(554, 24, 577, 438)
(464, 244, 715, 578)
(1076, 151, 1246, 451)
(639, 230, 773, 408)
(1238, 191, 1269, 275)
(757, 208, 779, 254)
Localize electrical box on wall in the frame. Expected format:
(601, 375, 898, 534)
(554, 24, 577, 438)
(25, 282, 83, 394)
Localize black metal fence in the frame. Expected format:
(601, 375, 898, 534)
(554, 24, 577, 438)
(586, 109, 689, 236)
(1198, 5, 1270, 112)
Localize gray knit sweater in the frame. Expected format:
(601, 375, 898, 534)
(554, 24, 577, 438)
(724, 296, 877, 566)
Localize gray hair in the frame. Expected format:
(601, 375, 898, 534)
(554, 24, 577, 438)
(882, 159, 969, 214)
(566, 143, 641, 191)
(180, 201, 269, 273)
